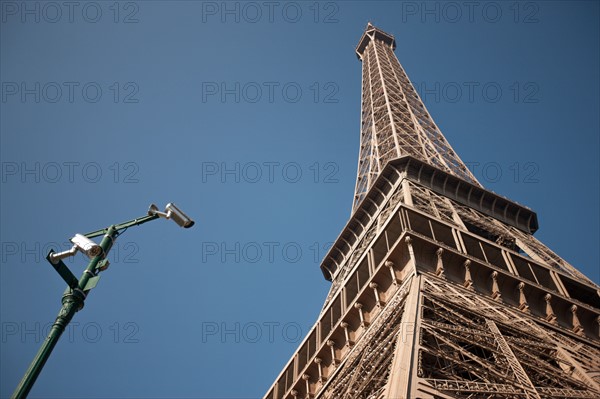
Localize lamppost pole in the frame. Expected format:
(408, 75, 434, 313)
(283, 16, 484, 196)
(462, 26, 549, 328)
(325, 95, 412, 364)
(12, 204, 193, 398)
(12, 225, 120, 399)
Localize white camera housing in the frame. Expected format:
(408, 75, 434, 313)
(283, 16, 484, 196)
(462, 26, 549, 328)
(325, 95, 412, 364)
(165, 203, 195, 228)
(148, 203, 195, 228)
(70, 234, 102, 258)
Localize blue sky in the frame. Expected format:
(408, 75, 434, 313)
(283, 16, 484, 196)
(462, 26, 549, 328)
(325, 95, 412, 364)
(1, 1, 598, 398)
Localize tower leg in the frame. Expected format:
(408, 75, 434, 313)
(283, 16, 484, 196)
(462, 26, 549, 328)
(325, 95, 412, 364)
(384, 274, 422, 399)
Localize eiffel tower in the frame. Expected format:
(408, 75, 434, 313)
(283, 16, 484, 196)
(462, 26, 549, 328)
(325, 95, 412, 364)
(264, 23, 600, 399)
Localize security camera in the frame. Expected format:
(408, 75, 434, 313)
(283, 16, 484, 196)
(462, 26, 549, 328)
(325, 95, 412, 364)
(70, 234, 102, 258)
(165, 203, 195, 228)
(47, 234, 101, 263)
(148, 203, 195, 228)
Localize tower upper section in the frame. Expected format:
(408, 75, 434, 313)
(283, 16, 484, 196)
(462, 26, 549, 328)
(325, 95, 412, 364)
(356, 22, 396, 58)
(353, 23, 481, 211)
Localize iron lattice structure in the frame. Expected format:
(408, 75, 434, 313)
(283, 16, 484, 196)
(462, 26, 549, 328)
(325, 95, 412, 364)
(353, 24, 479, 210)
(264, 24, 600, 399)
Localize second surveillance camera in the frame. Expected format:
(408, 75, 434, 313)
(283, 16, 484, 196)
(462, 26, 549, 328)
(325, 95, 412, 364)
(166, 203, 195, 228)
(148, 202, 195, 228)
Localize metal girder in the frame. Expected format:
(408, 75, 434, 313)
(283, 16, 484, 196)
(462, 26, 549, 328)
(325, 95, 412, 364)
(485, 319, 541, 399)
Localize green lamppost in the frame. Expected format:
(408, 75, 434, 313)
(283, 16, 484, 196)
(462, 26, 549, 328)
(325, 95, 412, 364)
(12, 203, 195, 399)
